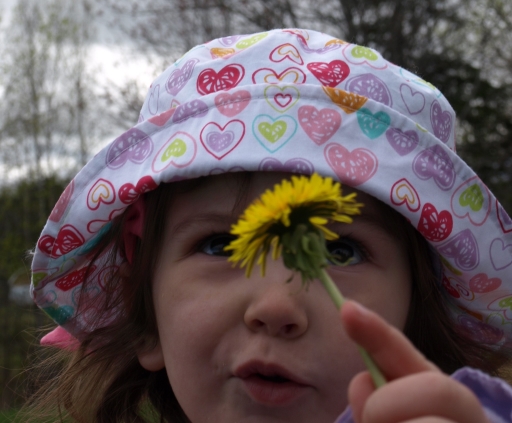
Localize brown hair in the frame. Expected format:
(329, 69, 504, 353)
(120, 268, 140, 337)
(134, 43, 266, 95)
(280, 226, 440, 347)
(23, 174, 510, 422)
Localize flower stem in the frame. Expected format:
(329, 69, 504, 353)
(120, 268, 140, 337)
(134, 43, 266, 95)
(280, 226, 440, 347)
(318, 268, 386, 388)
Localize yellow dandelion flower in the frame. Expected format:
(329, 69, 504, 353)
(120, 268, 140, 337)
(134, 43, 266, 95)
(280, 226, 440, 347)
(225, 173, 363, 279)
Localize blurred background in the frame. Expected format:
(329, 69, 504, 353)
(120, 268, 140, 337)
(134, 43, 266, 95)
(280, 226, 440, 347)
(0, 0, 511, 413)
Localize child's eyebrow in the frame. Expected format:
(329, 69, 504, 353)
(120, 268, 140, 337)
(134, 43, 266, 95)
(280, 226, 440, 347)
(170, 212, 235, 237)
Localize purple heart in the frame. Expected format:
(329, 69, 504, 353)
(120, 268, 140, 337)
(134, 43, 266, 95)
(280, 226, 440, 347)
(106, 128, 153, 169)
(172, 99, 209, 123)
(258, 158, 315, 174)
(438, 229, 479, 271)
(166, 59, 199, 96)
(385, 128, 419, 156)
(206, 131, 234, 152)
(458, 316, 503, 344)
(430, 100, 453, 143)
(219, 35, 242, 46)
(412, 145, 455, 190)
(346, 74, 392, 106)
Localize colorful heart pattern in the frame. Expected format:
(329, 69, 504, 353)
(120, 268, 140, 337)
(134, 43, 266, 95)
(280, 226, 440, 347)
(298, 105, 341, 145)
(390, 178, 421, 212)
(386, 127, 419, 156)
(201, 120, 245, 159)
(356, 108, 391, 139)
(324, 143, 378, 186)
(451, 177, 491, 226)
(307, 60, 350, 87)
(345, 74, 392, 106)
(412, 145, 455, 190)
(106, 128, 153, 169)
(152, 131, 197, 171)
(253, 115, 297, 153)
(33, 29, 512, 346)
(214, 90, 251, 117)
(258, 157, 314, 174)
(417, 203, 453, 242)
(118, 176, 158, 205)
(166, 59, 199, 96)
(49, 180, 74, 223)
(264, 85, 300, 112)
(197, 64, 245, 95)
(270, 43, 303, 65)
(87, 179, 115, 211)
(252, 67, 306, 84)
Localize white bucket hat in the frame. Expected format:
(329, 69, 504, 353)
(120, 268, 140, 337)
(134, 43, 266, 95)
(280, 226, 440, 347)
(31, 28, 512, 351)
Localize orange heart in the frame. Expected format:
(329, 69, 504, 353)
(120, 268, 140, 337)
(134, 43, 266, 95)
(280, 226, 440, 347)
(322, 87, 367, 114)
(210, 47, 235, 58)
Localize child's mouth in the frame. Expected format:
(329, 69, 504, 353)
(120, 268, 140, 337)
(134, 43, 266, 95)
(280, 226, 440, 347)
(234, 361, 311, 406)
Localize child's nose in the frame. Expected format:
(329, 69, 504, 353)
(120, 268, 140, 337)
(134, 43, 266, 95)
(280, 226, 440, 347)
(243, 267, 308, 339)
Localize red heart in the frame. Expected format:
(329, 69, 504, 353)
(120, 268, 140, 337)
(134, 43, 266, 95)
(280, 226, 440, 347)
(197, 64, 245, 95)
(148, 108, 176, 126)
(55, 265, 96, 291)
(38, 225, 85, 258)
(469, 273, 501, 293)
(214, 90, 251, 117)
(324, 144, 377, 186)
(307, 60, 350, 87)
(442, 276, 460, 298)
(417, 203, 453, 242)
(49, 180, 74, 223)
(119, 175, 158, 204)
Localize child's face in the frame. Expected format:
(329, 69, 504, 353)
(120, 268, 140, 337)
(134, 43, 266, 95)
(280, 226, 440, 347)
(138, 173, 411, 423)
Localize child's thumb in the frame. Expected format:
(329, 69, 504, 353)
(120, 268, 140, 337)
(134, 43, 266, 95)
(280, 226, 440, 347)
(348, 371, 375, 423)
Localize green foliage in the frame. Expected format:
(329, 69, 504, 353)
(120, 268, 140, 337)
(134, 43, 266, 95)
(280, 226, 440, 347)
(0, 176, 67, 292)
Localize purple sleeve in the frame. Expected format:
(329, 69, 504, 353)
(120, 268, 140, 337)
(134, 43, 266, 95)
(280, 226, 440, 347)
(334, 367, 512, 423)
(452, 367, 512, 423)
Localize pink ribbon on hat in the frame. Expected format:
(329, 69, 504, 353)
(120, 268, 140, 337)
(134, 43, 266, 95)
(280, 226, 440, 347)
(41, 199, 146, 349)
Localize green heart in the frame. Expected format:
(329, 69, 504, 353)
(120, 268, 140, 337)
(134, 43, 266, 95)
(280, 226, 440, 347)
(352, 46, 378, 61)
(43, 305, 74, 325)
(459, 184, 483, 212)
(258, 121, 287, 143)
(498, 296, 512, 311)
(236, 33, 268, 49)
(32, 272, 47, 288)
(162, 139, 186, 162)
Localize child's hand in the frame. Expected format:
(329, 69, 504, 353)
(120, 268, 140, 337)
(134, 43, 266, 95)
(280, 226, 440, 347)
(341, 301, 489, 423)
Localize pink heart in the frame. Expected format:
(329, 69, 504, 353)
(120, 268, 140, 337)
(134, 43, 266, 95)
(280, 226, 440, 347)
(298, 106, 341, 145)
(49, 180, 74, 222)
(324, 144, 378, 186)
(214, 90, 251, 117)
(469, 273, 501, 293)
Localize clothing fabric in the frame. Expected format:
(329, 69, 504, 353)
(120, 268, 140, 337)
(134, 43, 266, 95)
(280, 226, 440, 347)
(31, 28, 512, 352)
(335, 367, 512, 423)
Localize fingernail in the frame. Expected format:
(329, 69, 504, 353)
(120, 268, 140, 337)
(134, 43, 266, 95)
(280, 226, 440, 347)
(349, 301, 371, 319)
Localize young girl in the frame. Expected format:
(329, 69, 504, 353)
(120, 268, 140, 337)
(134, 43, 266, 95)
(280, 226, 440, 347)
(30, 28, 512, 422)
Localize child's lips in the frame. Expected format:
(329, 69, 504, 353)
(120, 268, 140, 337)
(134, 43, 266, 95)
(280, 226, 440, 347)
(234, 360, 312, 406)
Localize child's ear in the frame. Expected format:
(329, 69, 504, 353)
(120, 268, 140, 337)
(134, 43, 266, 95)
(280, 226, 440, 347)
(137, 342, 165, 372)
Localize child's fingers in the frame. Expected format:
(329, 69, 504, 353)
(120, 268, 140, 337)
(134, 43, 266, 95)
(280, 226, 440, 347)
(349, 371, 489, 423)
(340, 300, 438, 380)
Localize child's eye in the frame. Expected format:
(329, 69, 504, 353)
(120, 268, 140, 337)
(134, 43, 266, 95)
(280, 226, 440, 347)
(327, 238, 365, 266)
(198, 233, 235, 256)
